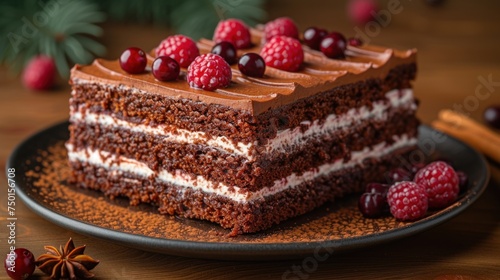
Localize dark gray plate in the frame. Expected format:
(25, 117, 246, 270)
(7, 121, 490, 260)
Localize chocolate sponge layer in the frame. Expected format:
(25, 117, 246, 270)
(68, 147, 414, 235)
(70, 63, 416, 145)
(68, 108, 418, 191)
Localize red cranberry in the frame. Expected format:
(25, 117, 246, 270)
(211, 41, 237, 65)
(483, 105, 500, 129)
(119, 47, 147, 74)
(365, 182, 390, 196)
(320, 32, 347, 59)
(4, 248, 35, 280)
(238, 53, 266, 78)
(456, 171, 468, 193)
(387, 167, 412, 184)
(152, 56, 180, 81)
(358, 192, 387, 218)
(348, 37, 363, 46)
(303, 27, 328, 50)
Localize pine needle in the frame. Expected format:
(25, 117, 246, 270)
(0, 0, 106, 78)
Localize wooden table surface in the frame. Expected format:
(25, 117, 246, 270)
(1, 1, 499, 279)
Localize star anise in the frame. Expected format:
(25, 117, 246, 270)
(35, 238, 100, 280)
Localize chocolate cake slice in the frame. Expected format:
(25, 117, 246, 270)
(67, 27, 418, 235)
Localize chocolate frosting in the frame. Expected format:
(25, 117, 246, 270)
(71, 29, 416, 115)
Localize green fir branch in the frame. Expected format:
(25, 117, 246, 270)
(172, 0, 267, 39)
(1, 0, 268, 78)
(93, 0, 267, 39)
(0, 0, 106, 78)
(96, 0, 178, 25)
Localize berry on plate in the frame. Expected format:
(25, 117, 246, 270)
(119, 47, 147, 74)
(358, 192, 388, 218)
(365, 182, 390, 196)
(260, 36, 304, 72)
(187, 53, 232, 91)
(410, 162, 426, 177)
(414, 161, 459, 209)
(22, 55, 56, 90)
(213, 19, 252, 49)
(387, 167, 413, 184)
(387, 181, 428, 221)
(483, 105, 500, 129)
(264, 17, 299, 41)
(456, 170, 468, 193)
(155, 35, 200, 68)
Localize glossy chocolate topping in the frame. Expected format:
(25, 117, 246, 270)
(71, 29, 416, 115)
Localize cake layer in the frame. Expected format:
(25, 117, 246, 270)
(68, 108, 418, 190)
(66, 133, 416, 203)
(264, 88, 415, 155)
(71, 88, 415, 160)
(71, 31, 416, 116)
(70, 63, 416, 144)
(67, 146, 414, 235)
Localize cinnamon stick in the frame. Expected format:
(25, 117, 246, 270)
(431, 109, 500, 163)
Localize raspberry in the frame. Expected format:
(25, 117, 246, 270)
(264, 17, 299, 41)
(414, 161, 459, 209)
(213, 19, 252, 49)
(22, 55, 56, 90)
(260, 36, 304, 72)
(387, 181, 428, 221)
(347, 0, 378, 25)
(155, 35, 200, 68)
(187, 53, 232, 91)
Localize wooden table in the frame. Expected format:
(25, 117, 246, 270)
(1, 1, 499, 279)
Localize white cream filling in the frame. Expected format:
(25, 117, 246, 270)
(267, 89, 416, 154)
(70, 111, 253, 157)
(71, 89, 415, 160)
(66, 134, 417, 202)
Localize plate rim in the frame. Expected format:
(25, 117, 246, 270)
(7, 121, 491, 260)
